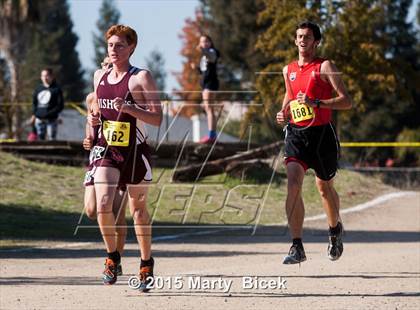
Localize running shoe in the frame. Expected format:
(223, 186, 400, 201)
(102, 258, 118, 285)
(283, 244, 307, 264)
(327, 222, 344, 261)
(116, 263, 123, 276)
(199, 136, 216, 144)
(139, 257, 154, 292)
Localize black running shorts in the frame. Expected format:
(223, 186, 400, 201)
(284, 123, 340, 181)
(200, 79, 219, 91)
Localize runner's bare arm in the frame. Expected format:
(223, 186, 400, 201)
(93, 69, 103, 93)
(85, 93, 94, 138)
(83, 92, 97, 150)
(87, 71, 103, 128)
(117, 70, 163, 126)
(276, 65, 291, 124)
(282, 65, 292, 109)
(318, 60, 353, 110)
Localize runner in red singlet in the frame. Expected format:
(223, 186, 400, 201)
(276, 21, 353, 264)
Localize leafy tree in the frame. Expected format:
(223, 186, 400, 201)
(92, 0, 120, 68)
(323, 0, 419, 163)
(174, 9, 207, 117)
(200, 0, 269, 90)
(249, 0, 419, 164)
(245, 0, 316, 142)
(395, 128, 420, 165)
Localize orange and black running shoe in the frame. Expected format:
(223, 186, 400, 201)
(102, 258, 118, 285)
(139, 257, 154, 292)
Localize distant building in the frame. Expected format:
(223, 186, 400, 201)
(57, 107, 241, 143)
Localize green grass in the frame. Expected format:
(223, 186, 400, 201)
(0, 151, 395, 246)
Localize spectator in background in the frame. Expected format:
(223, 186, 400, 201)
(27, 124, 38, 141)
(191, 35, 220, 144)
(31, 68, 64, 140)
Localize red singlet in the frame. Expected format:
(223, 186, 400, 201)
(286, 58, 333, 127)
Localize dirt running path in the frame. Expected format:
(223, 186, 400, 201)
(1, 192, 419, 310)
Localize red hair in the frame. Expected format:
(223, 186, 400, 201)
(105, 24, 138, 48)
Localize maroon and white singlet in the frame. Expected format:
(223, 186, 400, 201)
(84, 66, 152, 187)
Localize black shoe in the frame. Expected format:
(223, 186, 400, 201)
(116, 263, 123, 276)
(283, 244, 307, 264)
(328, 222, 344, 261)
(139, 257, 154, 292)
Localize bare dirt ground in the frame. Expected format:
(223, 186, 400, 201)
(1, 192, 419, 310)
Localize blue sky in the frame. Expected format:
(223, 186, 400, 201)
(69, 0, 419, 93)
(69, 0, 198, 92)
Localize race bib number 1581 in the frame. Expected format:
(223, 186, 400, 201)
(290, 100, 315, 123)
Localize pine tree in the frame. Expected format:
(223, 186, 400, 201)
(145, 49, 167, 93)
(18, 0, 85, 102)
(44, 0, 85, 101)
(92, 0, 120, 68)
(417, 1, 420, 25)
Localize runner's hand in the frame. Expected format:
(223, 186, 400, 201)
(276, 109, 288, 124)
(83, 136, 93, 150)
(87, 112, 101, 126)
(297, 91, 315, 107)
(113, 97, 130, 113)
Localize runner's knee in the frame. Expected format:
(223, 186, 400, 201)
(97, 194, 114, 213)
(316, 180, 333, 198)
(84, 189, 96, 219)
(132, 207, 150, 224)
(287, 176, 303, 193)
(85, 203, 96, 219)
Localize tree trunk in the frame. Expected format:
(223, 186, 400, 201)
(1, 0, 38, 140)
(2, 49, 22, 140)
(172, 141, 283, 182)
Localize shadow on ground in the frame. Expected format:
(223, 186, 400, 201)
(1, 224, 419, 259)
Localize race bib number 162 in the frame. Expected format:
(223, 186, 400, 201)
(103, 120, 130, 147)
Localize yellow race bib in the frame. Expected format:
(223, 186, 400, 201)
(290, 100, 315, 123)
(102, 120, 130, 147)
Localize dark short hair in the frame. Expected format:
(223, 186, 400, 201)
(200, 34, 215, 48)
(42, 68, 53, 75)
(296, 21, 321, 41)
